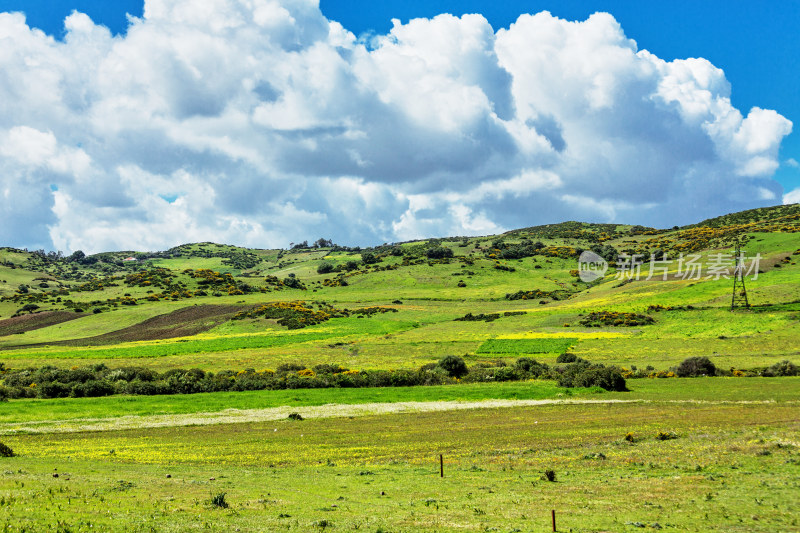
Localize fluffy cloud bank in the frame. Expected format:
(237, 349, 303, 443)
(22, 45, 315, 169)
(0, 0, 792, 252)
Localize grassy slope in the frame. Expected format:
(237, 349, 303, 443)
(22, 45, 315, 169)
(1, 209, 799, 373)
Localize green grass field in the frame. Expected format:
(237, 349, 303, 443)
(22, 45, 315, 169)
(1, 378, 798, 531)
(476, 338, 578, 355)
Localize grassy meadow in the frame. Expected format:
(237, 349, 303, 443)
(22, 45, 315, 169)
(1, 379, 798, 531)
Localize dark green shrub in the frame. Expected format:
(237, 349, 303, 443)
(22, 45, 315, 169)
(763, 360, 798, 377)
(70, 380, 115, 398)
(418, 367, 449, 385)
(558, 363, 627, 391)
(282, 276, 306, 289)
(360, 370, 389, 387)
(210, 492, 228, 508)
(112, 367, 157, 382)
(360, 251, 380, 264)
(16, 303, 39, 314)
(437, 356, 468, 378)
(0, 442, 14, 457)
(276, 363, 307, 373)
(37, 381, 72, 399)
(389, 370, 422, 387)
(312, 364, 348, 375)
(125, 380, 168, 395)
(491, 366, 518, 381)
(542, 469, 556, 482)
(317, 262, 335, 274)
(675, 356, 717, 377)
(514, 358, 549, 377)
(556, 352, 578, 363)
(425, 247, 454, 259)
(288, 413, 304, 421)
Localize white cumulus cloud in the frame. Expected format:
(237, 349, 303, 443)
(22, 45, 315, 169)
(784, 188, 800, 205)
(0, 2, 792, 252)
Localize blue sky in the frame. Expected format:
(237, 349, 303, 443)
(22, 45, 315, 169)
(0, 0, 796, 252)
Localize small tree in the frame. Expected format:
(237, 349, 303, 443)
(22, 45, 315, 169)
(675, 356, 716, 377)
(17, 303, 40, 315)
(67, 250, 86, 263)
(437, 356, 468, 378)
(361, 251, 380, 264)
(283, 276, 305, 289)
(317, 262, 334, 274)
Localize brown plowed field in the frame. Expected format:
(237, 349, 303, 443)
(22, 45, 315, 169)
(0, 311, 82, 337)
(66, 304, 245, 345)
(1, 304, 246, 349)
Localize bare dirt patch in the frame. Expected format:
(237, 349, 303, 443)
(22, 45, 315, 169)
(0, 311, 81, 337)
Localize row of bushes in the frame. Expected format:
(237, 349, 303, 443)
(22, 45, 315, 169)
(672, 356, 798, 378)
(506, 289, 570, 301)
(454, 311, 526, 322)
(7, 356, 790, 401)
(0, 357, 629, 400)
(615, 357, 799, 379)
(232, 301, 397, 329)
(578, 311, 655, 327)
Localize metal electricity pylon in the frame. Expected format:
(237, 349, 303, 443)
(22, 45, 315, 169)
(731, 239, 750, 310)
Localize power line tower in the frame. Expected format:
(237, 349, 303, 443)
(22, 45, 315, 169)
(731, 239, 750, 310)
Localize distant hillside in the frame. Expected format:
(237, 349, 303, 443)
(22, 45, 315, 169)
(0, 202, 798, 376)
(688, 203, 800, 229)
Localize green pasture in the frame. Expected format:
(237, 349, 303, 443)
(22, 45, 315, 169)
(476, 338, 578, 354)
(2, 377, 796, 429)
(1, 378, 798, 532)
(0, 381, 586, 428)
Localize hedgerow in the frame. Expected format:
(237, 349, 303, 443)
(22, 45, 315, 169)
(578, 311, 655, 327)
(232, 301, 398, 329)
(4, 356, 792, 400)
(0, 358, 558, 399)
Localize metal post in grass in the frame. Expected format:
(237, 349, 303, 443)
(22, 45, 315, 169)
(440, 454, 444, 477)
(551, 509, 556, 531)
